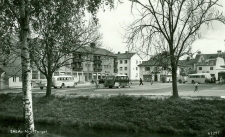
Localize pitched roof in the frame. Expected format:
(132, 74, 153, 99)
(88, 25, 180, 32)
(179, 59, 196, 67)
(138, 57, 170, 66)
(0, 56, 22, 77)
(196, 58, 217, 66)
(194, 52, 225, 66)
(114, 52, 135, 59)
(195, 53, 225, 61)
(139, 57, 197, 67)
(76, 46, 116, 57)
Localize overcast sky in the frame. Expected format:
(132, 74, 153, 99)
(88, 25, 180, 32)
(97, 0, 225, 57)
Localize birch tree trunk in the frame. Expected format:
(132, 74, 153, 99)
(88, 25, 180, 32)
(19, 0, 35, 135)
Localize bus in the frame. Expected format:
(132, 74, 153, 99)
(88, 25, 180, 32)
(187, 73, 212, 84)
(52, 76, 78, 88)
(104, 74, 131, 88)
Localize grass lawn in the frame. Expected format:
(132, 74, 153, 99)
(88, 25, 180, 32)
(0, 93, 225, 136)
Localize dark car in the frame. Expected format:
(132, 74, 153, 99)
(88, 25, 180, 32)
(98, 79, 105, 84)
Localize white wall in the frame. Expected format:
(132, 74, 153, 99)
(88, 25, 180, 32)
(130, 54, 143, 80)
(8, 77, 22, 88)
(197, 57, 225, 79)
(117, 59, 130, 76)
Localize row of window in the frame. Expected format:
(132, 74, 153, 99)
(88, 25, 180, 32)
(73, 54, 113, 62)
(56, 77, 74, 81)
(119, 60, 142, 64)
(120, 67, 127, 71)
(120, 60, 128, 64)
(119, 67, 138, 71)
(12, 77, 22, 82)
(84, 64, 112, 69)
(199, 67, 213, 70)
(145, 67, 159, 71)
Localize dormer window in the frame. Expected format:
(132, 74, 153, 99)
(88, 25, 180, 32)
(200, 58, 204, 62)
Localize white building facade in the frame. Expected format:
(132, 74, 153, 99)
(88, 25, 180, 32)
(194, 50, 225, 80)
(115, 52, 143, 80)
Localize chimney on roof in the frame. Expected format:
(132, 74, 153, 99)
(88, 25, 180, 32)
(197, 51, 201, 54)
(118, 52, 120, 54)
(125, 51, 128, 54)
(187, 56, 190, 61)
(217, 50, 222, 54)
(217, 50, 222, 57)
(90, 43, 95, 48)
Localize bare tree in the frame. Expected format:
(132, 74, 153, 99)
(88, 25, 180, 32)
(126, 0, 225, 98)
(29, 7, 102, 97)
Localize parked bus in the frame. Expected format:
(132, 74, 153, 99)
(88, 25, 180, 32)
(52, 76, 78, 88)
(187, 73, 211, 84)
(177, 76, 188, 83)
(104, 74, 131, 88)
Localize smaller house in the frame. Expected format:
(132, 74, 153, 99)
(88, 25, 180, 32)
(195, 50, 225, 80)
(138, 57, 180, 82)
(115, 51, 143, 80)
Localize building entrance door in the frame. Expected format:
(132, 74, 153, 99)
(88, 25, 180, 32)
(218, 72, 225, 80)
(154, 74, 158, 81)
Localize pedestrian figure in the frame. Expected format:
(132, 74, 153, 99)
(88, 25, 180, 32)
(95, 80, 99, 89)
(139, 78, 144, 85)
(213, 76, 216, 83)
(194, 82, 199, 92)
(150, 78, 153, 85)
(220, 77, 223, 86)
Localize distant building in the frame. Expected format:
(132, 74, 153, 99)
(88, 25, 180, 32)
(69, 45, 117, 81)
(115, 51, 143, 80)
(194, 50, 225, 80)
(138, 57, 180, 82)
(179, 56, 197, 76)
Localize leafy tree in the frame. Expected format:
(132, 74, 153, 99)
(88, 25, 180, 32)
(0, 0, 113, 135)
(126, 0, 225, 98)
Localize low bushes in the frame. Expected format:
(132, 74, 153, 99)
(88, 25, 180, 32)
(0, 94, 225, 136)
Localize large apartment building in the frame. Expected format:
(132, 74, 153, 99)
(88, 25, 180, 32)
(68, 45, 117, 81)
(115, 51, 143, 80)
(0, 44, 117, 89)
